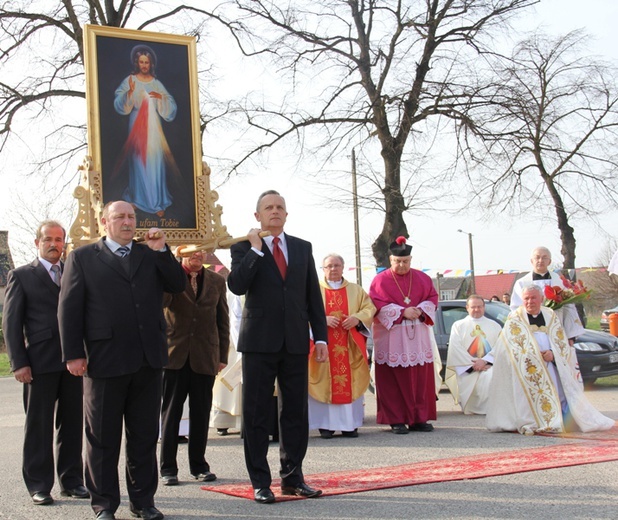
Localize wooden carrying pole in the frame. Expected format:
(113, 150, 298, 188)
(174, 230, 271, 257)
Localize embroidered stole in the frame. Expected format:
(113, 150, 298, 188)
(324, 287, 367, 404)
(502, 307, 566, 432)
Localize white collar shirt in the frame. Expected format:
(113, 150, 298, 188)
(104, 237, 133, 255)
(38, 256, 62, 282)
(263, 233, 288, 263)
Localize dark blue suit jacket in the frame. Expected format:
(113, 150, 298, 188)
(228, 234, 327, 354)
(58, 238, 186, 378)
(3, 259, 65, 375)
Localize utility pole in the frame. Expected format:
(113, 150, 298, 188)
(352, 148, 362, 286)
(457, 229, 476, 295)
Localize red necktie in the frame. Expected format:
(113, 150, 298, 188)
(272, 236, 287, 279)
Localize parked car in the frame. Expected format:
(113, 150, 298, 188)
(600, 305, 618, 332)
(433, 300, 618, 384)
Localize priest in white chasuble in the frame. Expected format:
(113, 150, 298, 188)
(309, 254, 376, 439)
(445, 296, 502, 415)
(487, 284, 614, 435)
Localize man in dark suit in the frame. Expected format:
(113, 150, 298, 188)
(159, 249, 229, 486)
(58, 201, 185, 520)
(228, 190, 328, 504)
(3, 220, 88, 506)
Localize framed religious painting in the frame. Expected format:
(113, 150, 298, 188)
(83, 24, 209, 242)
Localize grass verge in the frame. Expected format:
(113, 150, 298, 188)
(586, 317, 601, 331)
(0, 352, 11, 377)
(594, 375, 618, 387)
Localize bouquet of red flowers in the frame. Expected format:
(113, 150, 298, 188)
(543, 275, 591, 310)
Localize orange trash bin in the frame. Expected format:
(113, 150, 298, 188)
(609, 313, 618, 337)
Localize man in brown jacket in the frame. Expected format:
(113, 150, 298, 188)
(159, 250, 230, 486)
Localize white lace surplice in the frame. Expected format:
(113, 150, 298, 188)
(373, 302, 436, 367)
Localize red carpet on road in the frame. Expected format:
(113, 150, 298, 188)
(202, 433, 618, 500)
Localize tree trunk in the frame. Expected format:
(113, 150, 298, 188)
(371, 148, 408, 268)
(541, 174, 576, 269)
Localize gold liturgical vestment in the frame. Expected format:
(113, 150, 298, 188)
(309, 279, 375, 404)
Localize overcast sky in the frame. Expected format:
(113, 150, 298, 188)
(1, 0, 617, 288)
(209, 0, 618, 285)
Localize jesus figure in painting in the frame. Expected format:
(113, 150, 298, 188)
(113, 44, 179, 217)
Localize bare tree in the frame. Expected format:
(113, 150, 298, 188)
(0, 1, 234, 166)
(204, 0, 537, 266)
(0, 1, 238, 254)
(1, 2, 127, 156)
(586, 239, 618, 313)
(1, 1, 539, 268)
(6, 188, 76, 266)
(460, 30, 618, 269)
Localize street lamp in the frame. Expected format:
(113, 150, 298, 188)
(457, 229, 476, 295)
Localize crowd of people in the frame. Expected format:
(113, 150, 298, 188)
(3, 194, 615, 518)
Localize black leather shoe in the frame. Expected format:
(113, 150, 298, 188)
(96, 511, 115, 519)
(254, 487, 276, 504)
(191, 471, 216, 482)
(217, 428, 228, 436)
(408, 422, 434, 432)
(31, 492, 53, 505)
(342, 429, 358, 438)
(281, 482, 322, 498)
(319, 428, 334, 439)
(391, 424, 409, 434)
(161, 475, 178, 486)
(61, 485, 90, 498)
(129, 506, 164, 520)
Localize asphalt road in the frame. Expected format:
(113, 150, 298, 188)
(1, 376, 617, 520)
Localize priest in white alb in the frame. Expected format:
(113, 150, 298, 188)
(211, 294, 243, 436)
(511, 246, 584, 342)
(487, 284, 614, 435)
(445, 295, 502, 415)
(309, 254, 376, 439)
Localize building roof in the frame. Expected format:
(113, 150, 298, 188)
(436, 276, 466, 291)
(473, 273, 520, 300)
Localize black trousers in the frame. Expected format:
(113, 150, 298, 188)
(83, 366, 162, 514)
(22, 370, 84, 495)
(160, 360, 215, 476)
(241, 350, 309, 489)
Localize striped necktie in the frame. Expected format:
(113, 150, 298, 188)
(116, 246, 130, 258)
(50, 264, 61, 286)
(190, 271, 199, 296)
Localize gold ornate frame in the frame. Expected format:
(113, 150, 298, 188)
(75, 24, 220, 246)
(69, 158, 232, 250)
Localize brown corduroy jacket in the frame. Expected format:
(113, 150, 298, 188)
(163, 268, 230, 375)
